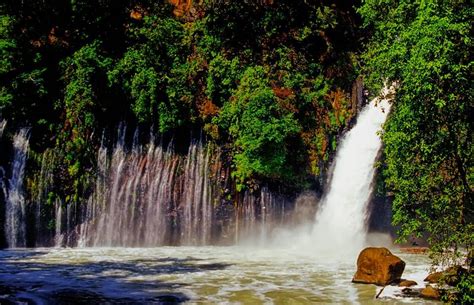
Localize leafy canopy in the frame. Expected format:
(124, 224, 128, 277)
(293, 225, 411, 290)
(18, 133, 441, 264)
(360, 0, 473, 269)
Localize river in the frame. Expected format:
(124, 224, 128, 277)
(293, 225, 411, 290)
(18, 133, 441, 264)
(0, 246, 437, 304)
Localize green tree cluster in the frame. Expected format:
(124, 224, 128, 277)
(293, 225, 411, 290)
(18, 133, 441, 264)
(360, 0, 473, 301)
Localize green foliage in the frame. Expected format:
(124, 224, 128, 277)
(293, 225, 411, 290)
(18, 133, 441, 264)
(360, 0, 473, 268)
(206, 54, 242, 107)
(109, 15, 190, 132)
(58, 41, 112, 200)
(444, 273, 474, 304)
(1, 0, 361, 200)
(0, 13, 48, 123)
(0, 14, 16, 75)
(454, 273, 474, 304)
(216, 66, 300, 190)
(0, 11, 15, 109)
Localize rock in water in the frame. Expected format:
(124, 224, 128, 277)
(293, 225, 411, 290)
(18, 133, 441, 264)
(424, 271, 443, 284)
(352, 247, 406, 286)
(399, 280, 418, 287)
(420, 285, 441, 300)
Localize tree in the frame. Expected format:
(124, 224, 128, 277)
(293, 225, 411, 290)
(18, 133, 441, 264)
(359, 0, 473, 293)
(216, 66, 301, 190)
(58, 41, 112, 201)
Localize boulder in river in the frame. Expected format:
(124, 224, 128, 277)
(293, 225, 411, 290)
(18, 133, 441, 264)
(424, 271, 443, 284)
(420, 285, 441, 300)
(352, 247, 406, 286)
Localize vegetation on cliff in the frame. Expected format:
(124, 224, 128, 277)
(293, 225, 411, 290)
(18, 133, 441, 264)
(360, 0, 472, 301)
(0, 0, 361, 195)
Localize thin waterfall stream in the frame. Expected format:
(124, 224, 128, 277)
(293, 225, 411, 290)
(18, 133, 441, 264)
(2, 128, 30, 248)
(0, 120, 6, 138)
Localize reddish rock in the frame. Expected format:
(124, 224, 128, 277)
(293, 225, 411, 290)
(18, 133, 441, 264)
(420, 285, 441, 300)
(399, 280, 418, 287)
(352, 247, 406, 286)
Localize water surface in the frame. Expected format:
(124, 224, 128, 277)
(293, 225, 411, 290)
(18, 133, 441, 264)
(0, 247, 438, 304)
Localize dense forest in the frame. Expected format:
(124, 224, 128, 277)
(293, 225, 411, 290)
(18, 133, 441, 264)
(0, 0, 472, 302)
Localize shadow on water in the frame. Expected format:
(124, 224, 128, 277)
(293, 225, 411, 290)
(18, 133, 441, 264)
(0, 249, 232, 304)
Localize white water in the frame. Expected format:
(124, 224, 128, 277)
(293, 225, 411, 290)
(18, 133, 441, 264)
(0, 119, 6, 138)
(2, 129, 30, 248)
(308, 86, 393, 257)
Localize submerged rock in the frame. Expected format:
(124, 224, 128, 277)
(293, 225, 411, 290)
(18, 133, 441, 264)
(352, 247, 406, 286)
(420, 285, 441, 300)
(399, 280, 418, 287)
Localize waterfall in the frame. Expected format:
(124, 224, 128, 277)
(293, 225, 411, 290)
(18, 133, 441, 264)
(2, 129, 30, 248)
(310, 86, 393, 257)
(0, 123, 291, 248)
(74, 126, 290, 247)
(33, 149, 57, 246)
(0, 120, 6, 138)
(78, 127, 219, 247)
(236, 187, 287, 245)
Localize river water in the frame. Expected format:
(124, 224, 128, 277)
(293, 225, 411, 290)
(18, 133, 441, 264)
(0, 246, 438, 304)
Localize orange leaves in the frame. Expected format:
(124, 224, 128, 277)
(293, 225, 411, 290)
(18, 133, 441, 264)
(130, 5, 147, 21)
(272, 87, 293, 99)
(130, 10, 143, 21)
(198, 99, 220, 120)
(273, 87, 299, 113)
(326, 88, 346, 113)
(326, 88, 352, 127)
(169, 0, 193, 17)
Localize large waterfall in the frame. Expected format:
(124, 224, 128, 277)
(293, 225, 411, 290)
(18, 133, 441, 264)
(2, 129, 30, 248)
(309, 86, 393, 257)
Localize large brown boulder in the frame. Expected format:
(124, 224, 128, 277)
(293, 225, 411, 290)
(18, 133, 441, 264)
(352, 247, 406, 286)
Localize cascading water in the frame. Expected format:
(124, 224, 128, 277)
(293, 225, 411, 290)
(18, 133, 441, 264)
(237, 187, 287, 245)
(2, 128, 30, 248)
(74, 126, 289, 247)
(0, 120, 288, 248)
(0, 85, 390, 249)
(78, 126, 219, 247)
(309, 86, 393, 257)
(0, 120, 6, 138)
